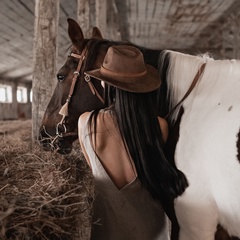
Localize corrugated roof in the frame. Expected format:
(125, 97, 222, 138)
(0, 0, 239, 82)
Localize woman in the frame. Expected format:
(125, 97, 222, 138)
(78, 45, 188, 240)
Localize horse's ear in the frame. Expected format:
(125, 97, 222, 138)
(92, 27, 103, 39)
(67, 18, 84, 50)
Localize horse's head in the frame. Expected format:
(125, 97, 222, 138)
(39, 18, 109, 154)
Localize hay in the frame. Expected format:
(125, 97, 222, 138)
(0, 120, 94, 240)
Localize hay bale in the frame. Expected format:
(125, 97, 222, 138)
(0, 120, 94, 240)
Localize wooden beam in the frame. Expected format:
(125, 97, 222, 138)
(32, 0, 59, 141)
(114, 0, 129, 40)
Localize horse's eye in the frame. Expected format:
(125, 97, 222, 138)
(57, 74, 65, 82)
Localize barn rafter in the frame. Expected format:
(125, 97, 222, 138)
(0, 0, 239, 84)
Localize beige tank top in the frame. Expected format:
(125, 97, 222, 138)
(80, 113, 170, 240)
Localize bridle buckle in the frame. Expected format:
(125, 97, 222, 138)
(84, 74, 91, 82)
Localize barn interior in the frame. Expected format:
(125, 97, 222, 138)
(0, 0, 240, 120)
(1, 1, 240, 239)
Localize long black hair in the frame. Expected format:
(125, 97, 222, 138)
(88, 85, 188, 201)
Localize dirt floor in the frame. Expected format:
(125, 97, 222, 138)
(0, 119, 93, 240)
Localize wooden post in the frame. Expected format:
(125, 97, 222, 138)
(12, 82, 18, 119)
(32, 0, 59, 141)
(114, 0, 129, 41)
(77, 0, 92, 38)
(96, 0, 107, 36)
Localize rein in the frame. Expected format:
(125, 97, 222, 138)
(165, 62, 206, 120)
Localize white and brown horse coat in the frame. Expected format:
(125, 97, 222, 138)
(160, 50, 240, 239)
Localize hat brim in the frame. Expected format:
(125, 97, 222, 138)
(85, 64, 161, 93)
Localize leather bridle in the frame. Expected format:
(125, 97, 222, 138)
(53, 45, 104, 140)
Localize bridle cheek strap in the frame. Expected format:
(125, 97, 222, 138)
(84, 74, 104, 104)
(70, 49, 104, 105)
(58, 46, 88, 123)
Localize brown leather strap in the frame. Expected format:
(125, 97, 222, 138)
(67, 47, 88, 100)
(165, 62, 206, 119)
(84, 74, 104, 104)
(69, 49, 104, 104)
(58, 46, 88, 119)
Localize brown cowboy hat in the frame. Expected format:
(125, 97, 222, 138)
(84, 45, 161, 93)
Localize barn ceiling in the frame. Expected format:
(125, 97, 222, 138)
(0, 0, 239, 83)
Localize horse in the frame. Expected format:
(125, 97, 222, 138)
(38, 18, 239, 240)
(159, 50, 240, 239)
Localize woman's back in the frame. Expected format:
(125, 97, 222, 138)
(80, 110, 168, 189)
(89, 110, 137, 189)
(79, 110, 170, 240)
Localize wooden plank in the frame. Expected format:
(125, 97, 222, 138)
(77, 0, 91, 37)
(114, 0, 129, 40)
(96, 0, 107, 36)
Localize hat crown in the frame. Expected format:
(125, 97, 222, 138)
(102, 45, 146, 76)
